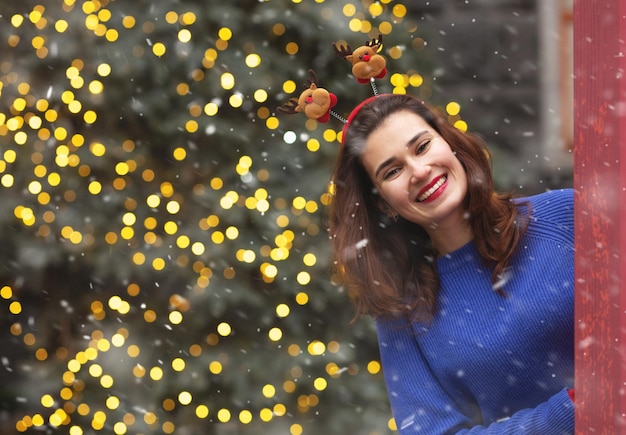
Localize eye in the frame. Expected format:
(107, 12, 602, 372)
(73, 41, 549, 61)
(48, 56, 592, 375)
(416, 139, 431, 154)
(382, 167, 400, 181)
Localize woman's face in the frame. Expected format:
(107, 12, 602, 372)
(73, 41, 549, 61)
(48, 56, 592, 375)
(360, 110, 468, 231)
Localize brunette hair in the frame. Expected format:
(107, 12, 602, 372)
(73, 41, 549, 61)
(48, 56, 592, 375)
(328, 94, 528, 320)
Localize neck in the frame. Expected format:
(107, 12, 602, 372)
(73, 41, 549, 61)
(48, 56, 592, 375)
(426, 213, 474, 256)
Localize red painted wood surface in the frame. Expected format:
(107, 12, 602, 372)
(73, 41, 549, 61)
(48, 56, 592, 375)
(573, 0, 626, 432)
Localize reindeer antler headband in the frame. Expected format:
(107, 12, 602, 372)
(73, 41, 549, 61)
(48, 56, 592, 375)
(277, 34, 389, 145)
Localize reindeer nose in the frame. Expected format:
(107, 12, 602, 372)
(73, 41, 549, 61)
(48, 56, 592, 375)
(305, 96, 313, 104)
(361, 54, 371, 62)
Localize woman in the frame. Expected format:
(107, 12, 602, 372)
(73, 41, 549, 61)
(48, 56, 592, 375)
(329, 94, 574, 433)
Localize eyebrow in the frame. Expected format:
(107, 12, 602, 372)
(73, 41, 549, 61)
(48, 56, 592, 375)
(373, 130, 430, 179)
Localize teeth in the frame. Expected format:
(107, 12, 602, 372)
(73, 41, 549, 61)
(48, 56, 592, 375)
(418, 176, 446, 202)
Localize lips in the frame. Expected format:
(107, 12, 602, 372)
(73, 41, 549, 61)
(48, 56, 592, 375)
(416, 175, 447, 202)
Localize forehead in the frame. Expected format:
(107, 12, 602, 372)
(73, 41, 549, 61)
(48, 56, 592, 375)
(378, 109, 429, 132)
(363, 110, 432, 151)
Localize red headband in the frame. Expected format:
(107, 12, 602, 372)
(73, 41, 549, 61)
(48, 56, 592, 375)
(341, 94, 394, 145)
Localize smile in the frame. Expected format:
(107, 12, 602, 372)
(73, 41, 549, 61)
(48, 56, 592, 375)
(416, 175, 447, 202)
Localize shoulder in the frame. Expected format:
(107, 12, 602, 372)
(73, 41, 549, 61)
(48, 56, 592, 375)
(523, 188, 573, 223)
(518, 188, 574, 244)
(523, 188, 573, 211)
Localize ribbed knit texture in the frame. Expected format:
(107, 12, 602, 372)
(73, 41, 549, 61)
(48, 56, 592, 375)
(376, 189, 574, 434)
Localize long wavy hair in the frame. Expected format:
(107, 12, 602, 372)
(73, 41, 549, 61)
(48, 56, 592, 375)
(328, 94, 528, 321)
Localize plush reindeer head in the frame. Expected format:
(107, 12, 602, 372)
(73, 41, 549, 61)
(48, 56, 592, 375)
(277, 70, 338, 123)
(332, 34, 387, 84)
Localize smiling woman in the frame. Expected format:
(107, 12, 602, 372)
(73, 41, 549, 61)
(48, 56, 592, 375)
(331, 94, 528, 317)
(328, 93, 575, 433)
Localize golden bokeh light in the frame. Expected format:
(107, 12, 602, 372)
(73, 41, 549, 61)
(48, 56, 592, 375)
(0, 0, 469, 433)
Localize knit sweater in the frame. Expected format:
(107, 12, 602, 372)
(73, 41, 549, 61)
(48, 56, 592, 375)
(376, 189, 575, 434)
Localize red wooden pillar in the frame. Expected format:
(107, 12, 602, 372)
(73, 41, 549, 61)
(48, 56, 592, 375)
(573, 0, 626, 432)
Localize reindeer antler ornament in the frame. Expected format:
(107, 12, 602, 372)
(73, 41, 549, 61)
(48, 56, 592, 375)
(277, 70, 338, 123)
(332, 34, 387, 92)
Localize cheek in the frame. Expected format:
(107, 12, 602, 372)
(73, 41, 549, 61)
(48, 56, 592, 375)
(456, 164, 469, 193)
(380, 182, 407, 204)
(451, 155, 466, 177)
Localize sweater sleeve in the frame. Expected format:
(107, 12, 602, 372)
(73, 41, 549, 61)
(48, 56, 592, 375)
(376, 317, 575, 434)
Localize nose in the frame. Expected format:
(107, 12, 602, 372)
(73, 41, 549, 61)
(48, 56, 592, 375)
(407, 158, 431, 185)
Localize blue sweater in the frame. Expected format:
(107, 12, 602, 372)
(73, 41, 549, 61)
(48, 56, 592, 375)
(376, 189, 574, 434)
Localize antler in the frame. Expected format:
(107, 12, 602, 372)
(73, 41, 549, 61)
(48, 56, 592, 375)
(276, 98, 300, 115)
(303, 69, 320, 89)
(366, 34, 383, 51)
(332, 41, 353, 59)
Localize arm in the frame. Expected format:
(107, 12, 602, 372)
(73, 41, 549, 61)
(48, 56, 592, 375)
(376, 317, 574, 434)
